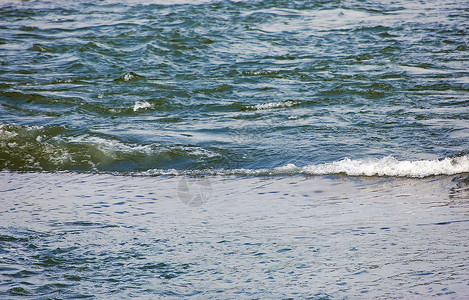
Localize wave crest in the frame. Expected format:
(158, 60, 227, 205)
(145, 156, 469, 178)
(299, 156, 469, 177)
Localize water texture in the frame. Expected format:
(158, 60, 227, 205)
(1, 172, 468, 299)
(0, 0, 468, 174)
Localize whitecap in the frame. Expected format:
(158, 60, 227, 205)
(67, 135, 156, 156)
(249, 100, 299, 110)
(133, 101, 152, 112)
(144, 155, 469, 178)
(299, 156, 469, 178)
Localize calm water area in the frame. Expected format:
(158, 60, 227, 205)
(1, 172, 468, 298)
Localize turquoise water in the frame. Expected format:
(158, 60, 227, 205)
(0, 0, 468, 175)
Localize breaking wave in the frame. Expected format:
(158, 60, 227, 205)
(145, 155, 469, 178)
(247, 100, 300, 110)
(1, 125, 468, 177)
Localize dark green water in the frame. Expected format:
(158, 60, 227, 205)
(0, 0, 468, 175)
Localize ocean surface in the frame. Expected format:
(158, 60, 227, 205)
(0, 172, 468, 299)
(0, 0, 469, 298)
(1, 0, 468, 175)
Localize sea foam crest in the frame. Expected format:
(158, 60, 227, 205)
(133, 101, 152, 112)
(249, 100, 299, 110)
(291, 156, 469, 177)
(238, 155, 469, 177)
(144, 155, 469, 178)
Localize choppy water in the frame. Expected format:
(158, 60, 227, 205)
(0, 0, 468, 175)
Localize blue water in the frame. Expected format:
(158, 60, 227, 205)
(1, 172, 469, 298)
(0, 0, 468, 175)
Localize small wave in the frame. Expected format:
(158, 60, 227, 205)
(114, 72, 144, 82)
(144, 155, 469, 178)
(133, 101, 152, 112)
(297, 156, 469, 177)
(30, 44, 52, 52)
(258, 156, 469, 177)
(247, 100, 299, 110)
(67, 135, 157, 156)
(0, 124, 222, 171)
(2, 124, 467, 176)
(0, 124, 75, 171)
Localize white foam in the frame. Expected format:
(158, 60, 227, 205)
(123, 73, 135, 81)
(0, 125, 19, 139)
(275, 156, 469, 178)
(0, 124, 45, 142)
(300, 156, 469, 177)
(250, 100, 298, 110)
(67, 135, 156, 156)
(133, 101, 152, 112)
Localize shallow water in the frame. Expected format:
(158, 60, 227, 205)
(1, 172, 469, 298)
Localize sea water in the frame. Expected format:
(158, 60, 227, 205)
(0, 0, 468, 173)
(1, 172, 469, 298)
(0, 0, 468, 298)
